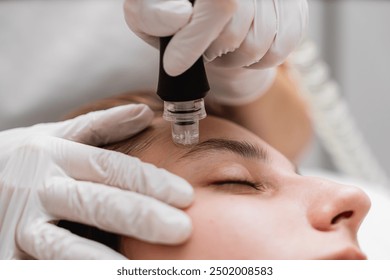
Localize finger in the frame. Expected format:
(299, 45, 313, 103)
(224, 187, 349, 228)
(19, 223, 126, 259)
(124, 0, 193, 37)
(40, 178, 192, 244)
(247, 0, 309, 69)
(164, 0, 237, 76)
(203, 0, 253, 63)
(55, 104, 154, 146)
(210, 0, 277, 69)
(50, 137, 193, 208)
(206, 65, 276, 105)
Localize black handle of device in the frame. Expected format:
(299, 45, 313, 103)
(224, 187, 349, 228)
(156, 0, 210, 102)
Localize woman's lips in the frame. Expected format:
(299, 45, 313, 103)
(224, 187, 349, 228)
(321, 247, 367, 260)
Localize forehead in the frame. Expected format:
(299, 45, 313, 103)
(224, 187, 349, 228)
(138, 115, 291, 170)
(152, 115, 267, 145)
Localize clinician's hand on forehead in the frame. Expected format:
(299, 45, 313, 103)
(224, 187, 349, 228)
(0, 105, 193, 260)
(108, 115, 371, 260)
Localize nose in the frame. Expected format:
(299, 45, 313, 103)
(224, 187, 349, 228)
(305, 178, 371, 233)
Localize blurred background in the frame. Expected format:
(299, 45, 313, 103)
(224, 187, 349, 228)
(1, 0, 390, 180)
(299, 0, 390, 182)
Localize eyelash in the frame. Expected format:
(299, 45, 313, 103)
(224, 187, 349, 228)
(214, 180, 264, 191)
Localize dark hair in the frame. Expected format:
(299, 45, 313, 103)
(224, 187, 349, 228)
(57, 220, 120, 252)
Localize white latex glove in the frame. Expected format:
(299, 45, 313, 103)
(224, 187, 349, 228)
(124, 0, 308, 105)
(124, 0, 308, 73)
(0, 104, 193, 260)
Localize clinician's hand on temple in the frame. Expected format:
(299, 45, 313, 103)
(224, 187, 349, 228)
(124, 0, 308, 104)
(0, 105, 193, 259)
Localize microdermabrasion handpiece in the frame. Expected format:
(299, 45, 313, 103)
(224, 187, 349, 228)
(156, 0, 210, 146)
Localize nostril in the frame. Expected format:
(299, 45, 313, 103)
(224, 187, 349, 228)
(331, 211, 353, 224)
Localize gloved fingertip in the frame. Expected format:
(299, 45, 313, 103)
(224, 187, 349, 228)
(140, 1, 193, 37)
(163, 56, 184, 77)
(62, 104, 156, 145)
(167, 175, 194, 208)
(114, 104, 155, 140)
(173, 214, 193, 244)
(155, 1, 193, 25)
(163, 51, 194, 77)
(88, 103, 155, 134)
(149, 165, 195, 208)
(123, 104, 154, 123)
(161, 210, 193, 244)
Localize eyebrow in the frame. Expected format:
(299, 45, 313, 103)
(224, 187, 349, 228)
(179, 138, 269, 163)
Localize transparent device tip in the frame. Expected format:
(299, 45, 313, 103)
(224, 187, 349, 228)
(163, 99, 206, 146)
(171, 121, 199, 146)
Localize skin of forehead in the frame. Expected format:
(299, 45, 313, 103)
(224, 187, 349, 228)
(137, 115, 291, 171)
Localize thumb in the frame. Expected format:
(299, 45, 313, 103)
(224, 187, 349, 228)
(56, 104, 154, 146)
(164, 0, 237, 76)
(124, 0, 193, 37)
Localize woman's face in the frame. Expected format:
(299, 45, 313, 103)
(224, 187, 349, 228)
(120, 115, 370, 259)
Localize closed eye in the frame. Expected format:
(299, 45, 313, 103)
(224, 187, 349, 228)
(212, 180, 266, 194)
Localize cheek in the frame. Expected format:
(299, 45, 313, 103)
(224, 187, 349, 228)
(184, 191, 271, 259)
(187, 190, 307, 259)
(121, 189, 287, 259)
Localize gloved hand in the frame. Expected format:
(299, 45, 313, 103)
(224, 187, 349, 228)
(0, 104, 193, 259)
(124, 0, 308, 105)
(124, 0, 308, 72)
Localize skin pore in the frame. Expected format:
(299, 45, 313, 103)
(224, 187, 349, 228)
(104, 114, 370, 260)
